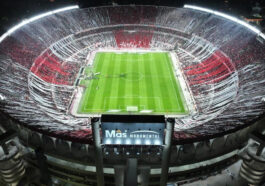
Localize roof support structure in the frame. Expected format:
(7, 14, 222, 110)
(92, 118, 105, 186)
(160, 119, 174, 186)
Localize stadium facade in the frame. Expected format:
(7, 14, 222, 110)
(0, 5, 265, 186)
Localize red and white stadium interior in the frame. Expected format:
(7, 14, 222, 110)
(0, 5, 265, 186)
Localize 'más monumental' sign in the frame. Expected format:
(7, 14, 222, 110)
(101, 122, 165, 146)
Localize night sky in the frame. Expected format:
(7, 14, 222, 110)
(0, 0, 264, 34)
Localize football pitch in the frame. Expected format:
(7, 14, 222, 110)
(77, 51, 188, 115)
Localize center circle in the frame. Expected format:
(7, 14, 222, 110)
(121, 72, 143, 81)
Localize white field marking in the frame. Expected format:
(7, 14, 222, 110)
(82, 82, 179, 113)
(102, 96, 161, 113)
(70, 87, 97, 117)
(138, 51, 150, 110)
(126, 106, 138, 112)
(140, 110, 153, 113)
(70, 53, 99, 117)
(163, 53, 181, 110)
(148, 52, 168, 112)
(86, 53, 113, 111)
(170, 52, 197, 114)
(81, 64, 100, 113)
(71, 50, 191, 117)
(94, 48, 169, 53)
(149, 52, 189, 114)
(107, 110, 121, 112)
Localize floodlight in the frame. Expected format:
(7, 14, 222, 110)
(0, 5, 79, 43)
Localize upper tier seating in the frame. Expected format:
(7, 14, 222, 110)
(31, 50, 80, 86)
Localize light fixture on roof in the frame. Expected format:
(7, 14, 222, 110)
(115, 139, 122, 145)
(0, 5, 79, 43)
(145, 140, 151, 145)
(0, 94, 6, 101)
(154, 140, 161, 145)
(125, 139, 131, 145)
(105, 139, 112, 145)
(135, 139, 141, 145)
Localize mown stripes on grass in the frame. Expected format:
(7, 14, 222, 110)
(77, 52, 187, 115)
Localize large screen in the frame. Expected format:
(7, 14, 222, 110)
(101, 122, 165, 146)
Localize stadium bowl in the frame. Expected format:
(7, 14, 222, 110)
(0, 5, 265, 144)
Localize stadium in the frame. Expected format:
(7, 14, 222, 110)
(0, 4, 265, 186)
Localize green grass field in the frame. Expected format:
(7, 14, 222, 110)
(77, 52, 188, 115)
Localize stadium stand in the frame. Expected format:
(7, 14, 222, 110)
(114, 30, 153, 48)
(0, 6, 264, 142)
(31, 50, 79, 85)
(184, 51, 234, 85)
